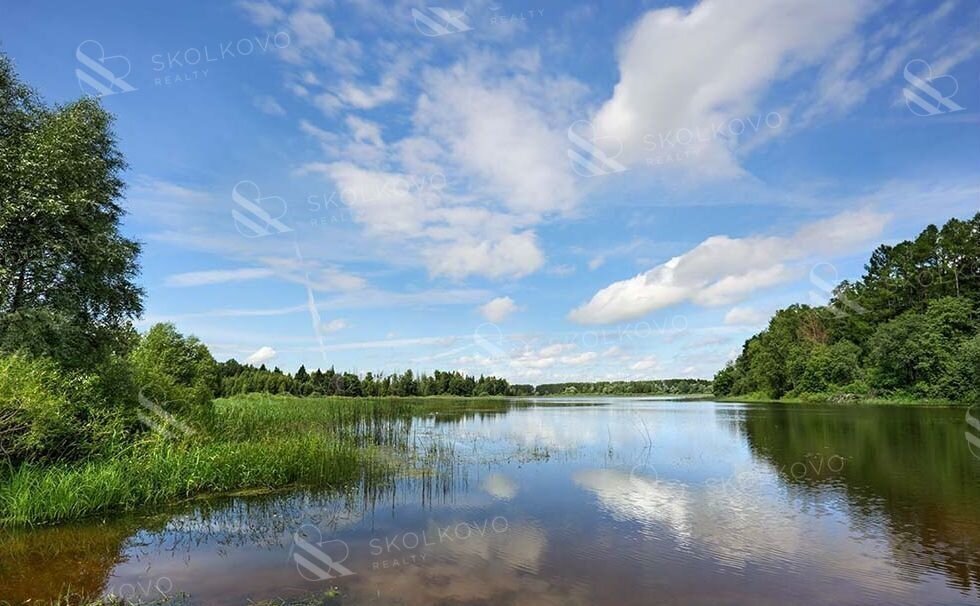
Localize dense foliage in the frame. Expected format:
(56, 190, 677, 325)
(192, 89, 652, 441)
(714, 214, 980, 401)
(0, 57, 215, 464)
(214, 362, 710, 398)
(0, 54, 142, 372)
(216, 362, 512, 398)
(533, 379, 711, 395)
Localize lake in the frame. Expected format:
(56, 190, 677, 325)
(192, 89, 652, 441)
(2, 398, 979, 605)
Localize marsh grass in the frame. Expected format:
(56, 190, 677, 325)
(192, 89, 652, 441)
(0, 394, 503, 527)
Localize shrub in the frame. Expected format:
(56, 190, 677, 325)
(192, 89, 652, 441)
(129, 323, 217, 424)
(0, 354, 134, 463)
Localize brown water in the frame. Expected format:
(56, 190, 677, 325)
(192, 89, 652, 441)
(2, 399, 980, 605)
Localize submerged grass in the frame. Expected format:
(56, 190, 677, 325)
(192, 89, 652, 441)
(0, 394, 500, 527)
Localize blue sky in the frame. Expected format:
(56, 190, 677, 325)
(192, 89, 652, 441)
(3, 0, 979, 382)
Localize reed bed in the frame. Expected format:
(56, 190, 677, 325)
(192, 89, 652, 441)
(0, 394, 495, 527)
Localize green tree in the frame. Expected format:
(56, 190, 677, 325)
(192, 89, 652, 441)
(0, 55, 143, 370)
(130, 323, 216, 418)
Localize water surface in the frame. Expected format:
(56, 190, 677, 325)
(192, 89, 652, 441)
(2, 399, 979, 605)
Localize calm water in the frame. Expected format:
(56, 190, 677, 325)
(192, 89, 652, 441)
(2, 399, 979, 605)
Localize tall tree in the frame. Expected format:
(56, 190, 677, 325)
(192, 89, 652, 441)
(0, 54, 143, 369)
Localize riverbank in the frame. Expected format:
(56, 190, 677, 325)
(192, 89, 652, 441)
(718, 392, 965, 406)
(0, 394, 517, 528)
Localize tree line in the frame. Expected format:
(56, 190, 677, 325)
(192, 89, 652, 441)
(213, 361, 711, 398)
(713, 213, 980, 401)
(216, 361, 512, 397)
(533, 379, 711, 395)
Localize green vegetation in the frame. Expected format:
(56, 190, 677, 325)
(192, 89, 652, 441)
(216, 362, 513, 397)
(0, 394, 480, 527)
(714, 214, 980, 403)
(213, 362, 711, 398)
(531, 379, 711, 396)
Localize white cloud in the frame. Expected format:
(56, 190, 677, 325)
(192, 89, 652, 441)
(723, 306, 769, 326)
(164, 267, 275, 287)
(630, 356, 659, 371)
(254, 96, 286, 116)
(592, 0, 874, 175)
(345, 115, 383, 147)
(321, 318, 349, 333)
(569, 209, 889, 324)
(561, 351, 598, 366)
(479, 296, 518, 322)
(414, 59, 581, 217)
(245, 346, 277, 365)
(482, 473, 518, 500)
(238, 0, 285, 26)
(425, 233, 545, 280)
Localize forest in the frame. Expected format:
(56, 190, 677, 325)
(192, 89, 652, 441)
(713, 214, 980, 402)
(214, 362, 711, 398)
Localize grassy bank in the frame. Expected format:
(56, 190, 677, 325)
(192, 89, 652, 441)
(718, 391, 963, 406)
(0, 394, 509, 528)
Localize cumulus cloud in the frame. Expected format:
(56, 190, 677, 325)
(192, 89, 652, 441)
(245, 346, 277, 365)
(569, 209, 889, 324)
(479, 296, 518, 322)
(591, 0, 875, 175)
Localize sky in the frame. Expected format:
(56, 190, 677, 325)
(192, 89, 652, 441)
(2, 0, 979, 383)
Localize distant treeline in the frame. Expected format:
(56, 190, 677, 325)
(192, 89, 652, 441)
(215, 360, 710, 398)
(531, 379, 712, 395)
(217, 362, 511, 397)
(714, 214, 980, 401)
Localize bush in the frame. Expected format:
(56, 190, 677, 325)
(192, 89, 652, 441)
(0, 354, 134, 464)
(129, 323, 217, 424)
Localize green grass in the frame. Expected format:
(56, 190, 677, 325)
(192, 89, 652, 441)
(0, 394, 494, 528)
(718, 391, 963, 406)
